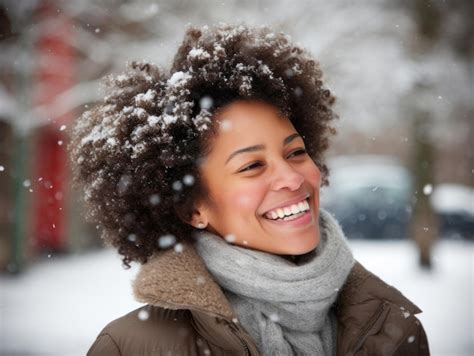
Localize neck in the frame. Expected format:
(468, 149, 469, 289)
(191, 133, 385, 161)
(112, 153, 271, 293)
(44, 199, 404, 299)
(281, 254, 298, 262)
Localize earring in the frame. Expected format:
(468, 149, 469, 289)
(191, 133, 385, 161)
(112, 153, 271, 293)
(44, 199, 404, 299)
(197, 222, 206, 229)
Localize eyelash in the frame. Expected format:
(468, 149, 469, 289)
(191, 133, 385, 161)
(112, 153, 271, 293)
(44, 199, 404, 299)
(238, 148, 307, 173)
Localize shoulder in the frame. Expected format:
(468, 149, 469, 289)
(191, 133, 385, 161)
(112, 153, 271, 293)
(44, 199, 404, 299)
(336, 261, 430, 356)
(87, 305, 198, 356)
(338, 261, 422, 310)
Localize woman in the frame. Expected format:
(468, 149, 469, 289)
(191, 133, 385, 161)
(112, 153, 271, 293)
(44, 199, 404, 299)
(69, 23, 430, 355)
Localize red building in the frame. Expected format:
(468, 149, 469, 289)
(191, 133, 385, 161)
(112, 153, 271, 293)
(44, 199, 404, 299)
(30, 2, 74, 253)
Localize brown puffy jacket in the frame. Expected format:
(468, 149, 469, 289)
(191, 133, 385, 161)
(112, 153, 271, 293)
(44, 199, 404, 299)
(87, 240, 430, 355)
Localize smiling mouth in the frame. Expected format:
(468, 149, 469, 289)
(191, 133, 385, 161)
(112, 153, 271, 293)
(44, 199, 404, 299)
(262, 196, 311, 222)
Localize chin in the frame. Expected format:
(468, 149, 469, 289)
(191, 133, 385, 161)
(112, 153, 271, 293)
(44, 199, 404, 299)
(280, 231, 320, 256)
(294, 240, 320, 255)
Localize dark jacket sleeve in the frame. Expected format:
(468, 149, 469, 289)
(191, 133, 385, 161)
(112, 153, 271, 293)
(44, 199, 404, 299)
(87, 333, 122, 356)
(393, 317, 430, 356)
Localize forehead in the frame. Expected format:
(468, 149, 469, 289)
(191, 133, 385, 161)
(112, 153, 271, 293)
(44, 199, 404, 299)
(212, 100, 296, 143)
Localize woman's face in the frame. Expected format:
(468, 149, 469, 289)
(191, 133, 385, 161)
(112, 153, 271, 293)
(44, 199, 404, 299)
(191, 100, 321, 255)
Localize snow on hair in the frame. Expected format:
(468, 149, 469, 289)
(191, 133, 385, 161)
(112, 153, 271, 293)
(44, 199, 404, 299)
(68, 22, 337, 268)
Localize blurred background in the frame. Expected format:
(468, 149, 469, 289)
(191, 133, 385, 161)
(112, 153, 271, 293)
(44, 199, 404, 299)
(0, 0, 472, 355)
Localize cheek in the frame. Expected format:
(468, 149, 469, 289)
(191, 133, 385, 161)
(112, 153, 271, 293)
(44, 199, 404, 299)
(304, 163, 322, 187)
(228, 184, 265, 213)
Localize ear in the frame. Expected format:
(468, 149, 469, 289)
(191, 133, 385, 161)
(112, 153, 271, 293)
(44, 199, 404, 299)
(189, 207, 208, 228)
(175, 203, 209, 229)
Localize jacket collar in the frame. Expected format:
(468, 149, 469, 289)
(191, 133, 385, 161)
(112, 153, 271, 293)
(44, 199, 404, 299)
(132, 239, 235, 319)
(335, 261, 421, 316)
(132, 238, 422, 321)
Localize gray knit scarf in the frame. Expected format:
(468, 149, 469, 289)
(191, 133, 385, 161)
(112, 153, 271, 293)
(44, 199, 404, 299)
(194, 208, 355, 356)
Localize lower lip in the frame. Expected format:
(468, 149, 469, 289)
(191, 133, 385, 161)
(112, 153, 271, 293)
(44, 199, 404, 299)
(263, 201, 314, 228)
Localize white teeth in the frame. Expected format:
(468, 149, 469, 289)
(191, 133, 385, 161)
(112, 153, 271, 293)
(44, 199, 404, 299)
(291, 205, 299, 214)
(277, 208, 285, 218)
(265, 197, 310, 220)
(282, 211, 306, 221)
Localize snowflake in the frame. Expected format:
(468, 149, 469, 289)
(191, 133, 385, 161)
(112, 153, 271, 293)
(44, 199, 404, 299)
(167, 71, 192, 87)
(188, 47, 211, 60)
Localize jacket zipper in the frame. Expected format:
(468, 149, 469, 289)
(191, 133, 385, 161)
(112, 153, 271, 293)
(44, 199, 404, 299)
(225, 320, 250, 355)
(155, 301, 253, 355)
(239, 337, 250, 356)
(353, 301, 390, 353)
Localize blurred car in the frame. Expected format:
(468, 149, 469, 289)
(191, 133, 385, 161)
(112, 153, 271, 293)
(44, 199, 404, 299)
(320, 155, 474, 240)
(321, 155, 413, 240)
(430, 184, 474, 240)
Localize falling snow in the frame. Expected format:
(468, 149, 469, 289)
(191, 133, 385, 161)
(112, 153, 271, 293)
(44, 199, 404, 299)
(199, 95, 213, 110)
(174, 243, 184, 253)
(182, 174, 195, 186)
(149, 194, 160, 205)
(224, 234, 236, 243)
(158, 234, 176, 249)
(137, 309, 149, 321)
(219, 119, 233, 132)
(269, 313, 280, 322)
(0, 240, 471, 355)
(423, 184, 433, 195)
(172, 180, 183, 191)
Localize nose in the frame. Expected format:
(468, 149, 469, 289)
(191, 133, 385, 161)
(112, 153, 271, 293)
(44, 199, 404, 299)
(269, 160, 305, 191)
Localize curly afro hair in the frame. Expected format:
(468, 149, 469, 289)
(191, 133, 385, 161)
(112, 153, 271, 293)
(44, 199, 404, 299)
(68, 23, 337, 268)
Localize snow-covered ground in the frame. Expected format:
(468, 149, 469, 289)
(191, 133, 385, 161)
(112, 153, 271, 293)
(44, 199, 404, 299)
(1, 239, 472, 356)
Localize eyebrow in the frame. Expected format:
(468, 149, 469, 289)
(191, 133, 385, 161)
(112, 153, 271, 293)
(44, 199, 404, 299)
(225, 133, 302, 165)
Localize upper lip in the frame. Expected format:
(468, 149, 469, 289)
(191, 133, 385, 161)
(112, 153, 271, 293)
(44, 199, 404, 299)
(261, 193, 310, 216)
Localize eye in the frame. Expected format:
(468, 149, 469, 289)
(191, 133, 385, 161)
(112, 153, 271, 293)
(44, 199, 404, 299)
(238, 149, 307, 173)
(238, 161, 263, 173)
(288, 148, 307, 158)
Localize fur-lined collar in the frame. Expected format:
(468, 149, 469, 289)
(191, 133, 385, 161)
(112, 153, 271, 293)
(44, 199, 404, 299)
(132, 239, 421, 321)
(132, 239, 235, 319)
